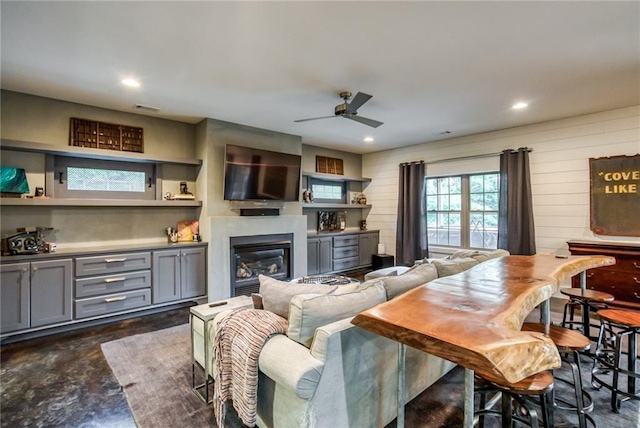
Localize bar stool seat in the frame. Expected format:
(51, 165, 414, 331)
(522, 323, 595, 427)
(592, 309, 640, 412)
(475, 370, 554, 427)
(560, 288, 614, 340)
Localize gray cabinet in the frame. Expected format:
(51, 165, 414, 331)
(31, 259, 73, 327)
(0, 259, 72, 333)
(333, 235, 359, 272)
(306, 231, 380, 275)
(75, 252, 152, 319)
(307, 237, 332, 275)
(1, 262, 30, 333)
(181, 247, 206, 299)
(153, 247, 206, 304)
(1, 243, 207, 339)
(358, 232, 379, 267)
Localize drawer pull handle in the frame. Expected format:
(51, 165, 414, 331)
(105, 258, 127, 263)
(635, 277, 640, 284)
(104, 277, 126, 283)
(635, 292, 640, 300)
(635, 262, 640, 269)
(104, 296, 127, 303)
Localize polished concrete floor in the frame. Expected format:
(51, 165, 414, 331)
(1, 301, 637, 427)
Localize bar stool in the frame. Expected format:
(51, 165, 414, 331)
(591, 308, 640, 412)
(522, 323, 595, 428)
(560, 288, 614, 340)
(475, 370, 554, 427)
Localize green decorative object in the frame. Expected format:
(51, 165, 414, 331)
(0, 167, 30, 194)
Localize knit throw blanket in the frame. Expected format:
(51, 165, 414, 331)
(213, 308, 288, 427)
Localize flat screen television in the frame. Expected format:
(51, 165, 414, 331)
(223, 144, 302, 201)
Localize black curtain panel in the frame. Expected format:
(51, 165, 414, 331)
(396, 161, 428, 266)
(498, 148, 536, 255)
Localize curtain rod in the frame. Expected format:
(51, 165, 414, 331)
(425, 147, 532, 166)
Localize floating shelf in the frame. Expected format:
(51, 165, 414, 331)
(0, 198, 202, 207)
(302, 171, 371, 183)
(1, 139, 202, 166)
(302, 203, 371, 209)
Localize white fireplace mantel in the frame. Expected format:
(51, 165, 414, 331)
(208, 215, 308, 301)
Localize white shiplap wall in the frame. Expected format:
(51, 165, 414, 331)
(363, 106, 640, 258)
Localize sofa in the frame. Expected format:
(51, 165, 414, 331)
(209, 249, 509, 428)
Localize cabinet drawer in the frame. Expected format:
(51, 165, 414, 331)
(333, 245, 358, 259)
(580, 269, 640, 288)
(333, 235, 359, 248)
(75, 289, 151, 319)
(75, 270, 151, 299)
(75, 252, 151, 277)
(333, 257, 359, 272)
(587, 282, 640, 303)
(607, 257, 640, 274)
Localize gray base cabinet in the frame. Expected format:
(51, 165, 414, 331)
(307, 237, 332, 275)
(1, 263, 30, 333)
(0, 259, 72, 333)
(358, 232, 379, 267)
(1, 243, 207, 339)
(307, 231, 380, 275)
(31, 259, 73, 328)
(153, 247, 206, 304)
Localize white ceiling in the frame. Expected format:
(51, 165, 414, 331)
(1, 1, 639, 154)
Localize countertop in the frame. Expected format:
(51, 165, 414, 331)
(0, 241, 207, 263)
(307, 229, 379, 237)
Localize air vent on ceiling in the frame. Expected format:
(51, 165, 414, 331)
(134, 104, 160, 112)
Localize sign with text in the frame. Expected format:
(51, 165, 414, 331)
(590, 154, 640, 236)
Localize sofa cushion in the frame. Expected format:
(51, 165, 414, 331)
(287, 281, 386, 347)
(379, 263, 438, 300)
(259, 275, 337, 319)
(364, 266, 411, 281)
(450, 249, 510, 263)
(430, 257, 479, 277)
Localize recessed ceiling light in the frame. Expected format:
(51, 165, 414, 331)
(364, 136, 374, 143)
(512, 102, 528, 110)
(122, 78, 140, 88)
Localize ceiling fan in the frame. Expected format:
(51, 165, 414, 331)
(295, 91, 383, 128)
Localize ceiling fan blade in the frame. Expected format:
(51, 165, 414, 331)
(346, 92, 372, 113)
(294, 115, 338, 123)
(347, 115, 383, 128)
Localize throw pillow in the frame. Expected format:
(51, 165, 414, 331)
(287, 281, 387, 347)
(259, 275, 337, 319)
(430, 257, 479, 277)
(380, 263, 438, 300)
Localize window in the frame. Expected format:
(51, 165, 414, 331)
(54, 156, 155, 200)
(309, 178, 345, 203)
(425, 173, 499, 249)
(67, 167, 146, 192)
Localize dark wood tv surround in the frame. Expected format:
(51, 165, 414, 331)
(567, 240, 640, 311)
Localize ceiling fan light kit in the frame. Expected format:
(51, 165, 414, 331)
(295, 91, 384, 128)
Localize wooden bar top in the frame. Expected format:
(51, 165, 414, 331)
(352, 254, 615, 384)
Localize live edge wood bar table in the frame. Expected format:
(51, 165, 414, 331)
(352, 254, 615, 428)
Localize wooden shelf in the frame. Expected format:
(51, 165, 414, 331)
(1, 198, 202, 207)
(302, 203, 371, 209)
(1, 139, 202, 166)
(302, 171, 371, 183)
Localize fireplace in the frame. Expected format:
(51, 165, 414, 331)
(230, 233, 293, 297)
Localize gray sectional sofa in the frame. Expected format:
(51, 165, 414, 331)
(209, 249, 509, 428)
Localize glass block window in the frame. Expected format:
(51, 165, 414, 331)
(67, 167, 146, 192)
(426, 172, 499, 249)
